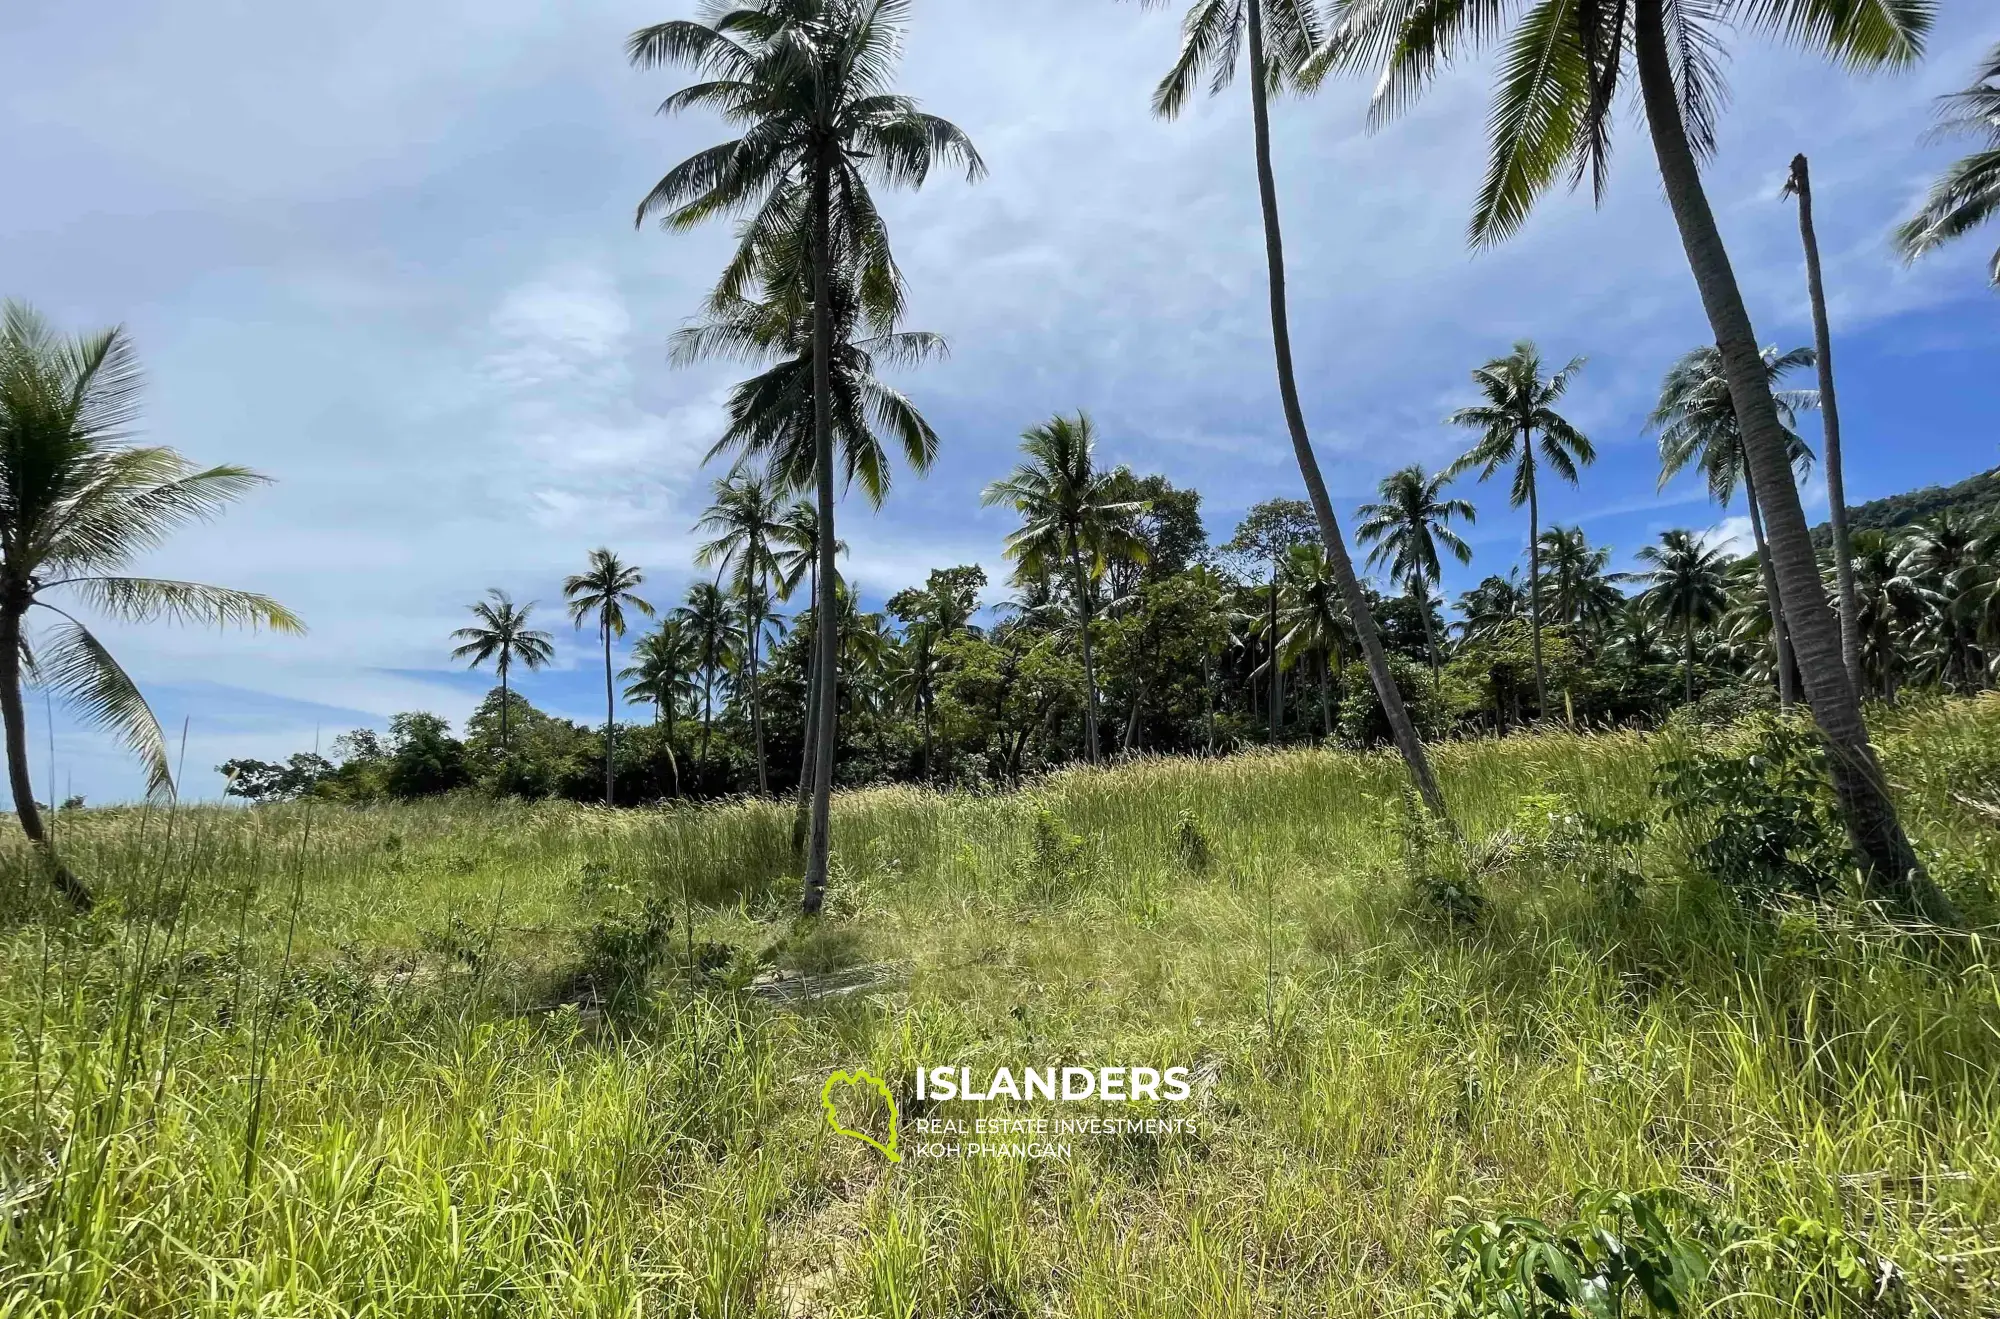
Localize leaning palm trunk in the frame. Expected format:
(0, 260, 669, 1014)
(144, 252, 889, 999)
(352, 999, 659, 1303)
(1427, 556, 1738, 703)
(803, 153, 840, 917)
(1633, 0, 1951, 924)
(1741, 465, 1796, 708)
(0, 605, 92, 909)
(1787, 154, 1862, 697)
(1245, 0, 1447, 817)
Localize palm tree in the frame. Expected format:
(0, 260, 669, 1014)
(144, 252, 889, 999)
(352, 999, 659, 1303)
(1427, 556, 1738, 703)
(1325, 0, 1951, 921)
(1636, 530, 1730, 705)
(1652, 343, 1817, 708)
(0, 305, 303, 907)
(1851, 530, 1925, 703)
(981, 413, 1146, 765)
(1896, 513, 1987, 693)
(1446, 342, 1593, 716)
(1536, 527, 1628, 646)
(676, 581, 734, 777)
(622, 618, 700, 796)
(1456, 571, 1529, 645)
(563, 549, 654, 807)
(1895, 42, 2000, 287)
(772, 499, 846, 849)
(695, 475, 785, 794)
(1134, 0, 1448, 818)
(450, 589, 554, 759)
(1783, 155, 1861, 694)
(1355, 464, 1475, 676)
(631, 0, 982, 917)
(1270, 543, 1356, 736)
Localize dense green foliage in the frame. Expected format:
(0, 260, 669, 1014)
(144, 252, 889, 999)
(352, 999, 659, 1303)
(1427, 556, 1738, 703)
(1813, 465, 2000, 548)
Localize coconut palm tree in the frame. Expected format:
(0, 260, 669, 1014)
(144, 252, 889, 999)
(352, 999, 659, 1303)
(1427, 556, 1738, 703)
(1355, 464, 1475, 675)
(1895, 512, 1988, 692)
(1456, 571, 1529, 645)
(622, 618, 700, 795)
(1652, 343, 1817, 708)
(450, 589, 554, 759)
(695, 475, 785, 794)
(1446, 342, 1593, 715)
(982, 413, 1146, 766)
(1270, 543, 1356, 736)
(675, 581, 734, 778)
(1536, 527, 1628, 647)
(563, 549, 654, 807)
(1132, 0, 1448, 817)
(1324, 0, 1950, 922)
(1850, 530, 1925, 703)
(0, 304, 303, 908)
(1895, 42, 2000, 287)
(1636, 530, 1731, 705)
(631, 0, 982, 916)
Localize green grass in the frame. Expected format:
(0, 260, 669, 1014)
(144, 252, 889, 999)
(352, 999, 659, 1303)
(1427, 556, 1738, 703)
(3, 698, 2000, 1316)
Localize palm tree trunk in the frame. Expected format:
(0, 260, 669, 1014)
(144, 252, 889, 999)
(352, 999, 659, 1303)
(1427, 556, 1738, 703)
(793, 570, 821, 855)
(1416, 578, 1440, 677)
(1741, 465, 1795, 708)
(802, 145, 840, 917)
(1634, 0, 1950, 924)
(602, 621, 615, 806)
(0, 603, 91, 909)
(1684, 616, 1696, 705)
(499, 661, 510, 759)
(1788, 154, 1862, 698)
(1267, 563, 1281, 743)
(1525, 450, 1548, 716)
(1069, 539, 1102, 764)
(665, 702, 681, 797)
(1244, 0, 1447, 818)
(1319, 650, 1332, 736)
(748, 590, 768, 796)
(701, 668, 714, 782)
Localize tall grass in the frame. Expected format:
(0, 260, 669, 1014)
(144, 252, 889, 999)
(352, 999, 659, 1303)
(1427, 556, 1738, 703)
(1, 700, 1997, 1315)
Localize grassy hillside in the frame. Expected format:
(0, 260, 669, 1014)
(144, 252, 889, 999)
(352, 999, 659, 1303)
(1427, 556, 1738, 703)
(3, 700, 2000, 1316)
(1812, 464, 2000, 547)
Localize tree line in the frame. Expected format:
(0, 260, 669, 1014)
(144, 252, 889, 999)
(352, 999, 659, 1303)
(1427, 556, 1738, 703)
(3, 2, 1996, 921)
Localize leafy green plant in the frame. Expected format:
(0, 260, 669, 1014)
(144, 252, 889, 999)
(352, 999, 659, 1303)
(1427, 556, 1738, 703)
(1432, 1189, 1724, 1319)
(574, 896, 675, 1007)
(1396, 787, 1487, 927)
(1172, 808, 1214, 872)
(1019, 807, 1093, 906)
(1655, 717, 1853, 908)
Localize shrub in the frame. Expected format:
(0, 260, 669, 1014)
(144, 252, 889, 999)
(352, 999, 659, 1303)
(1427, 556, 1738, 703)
(1171, 809, 1213, 873)
(1019, 807, 1092, 906)
(1395, 787, 1486, 928)
(574, 897, 676, 1007)
(1432, 1188, 1723, 1319)
(1655, 716, 1852, 909)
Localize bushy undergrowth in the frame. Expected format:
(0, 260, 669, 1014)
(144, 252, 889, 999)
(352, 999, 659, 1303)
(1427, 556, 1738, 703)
(2, 699, 1998, 1315)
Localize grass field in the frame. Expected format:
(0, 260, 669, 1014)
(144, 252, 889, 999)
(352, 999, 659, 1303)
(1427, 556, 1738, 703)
(4, 699, 2000, 1317)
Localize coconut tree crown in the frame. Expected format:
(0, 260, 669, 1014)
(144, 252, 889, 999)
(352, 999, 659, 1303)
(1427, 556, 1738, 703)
(0, 303, 301, 799)
(1322, 0, 1933, 245)
(1895, 41, 2000, 285)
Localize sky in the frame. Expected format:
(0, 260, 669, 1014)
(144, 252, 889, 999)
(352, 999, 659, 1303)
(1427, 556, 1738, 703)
(2, 0, 1997, 803)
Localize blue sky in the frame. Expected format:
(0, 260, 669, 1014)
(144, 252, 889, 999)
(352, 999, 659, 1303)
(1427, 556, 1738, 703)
(3, 0, 1996, 802)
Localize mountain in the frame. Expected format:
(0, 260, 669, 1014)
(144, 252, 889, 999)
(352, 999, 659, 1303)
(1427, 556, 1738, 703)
(1812, 464, 2000, 548)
